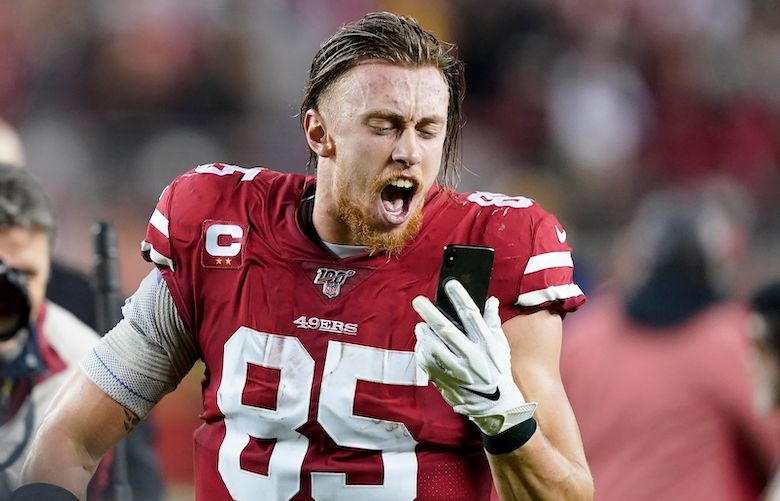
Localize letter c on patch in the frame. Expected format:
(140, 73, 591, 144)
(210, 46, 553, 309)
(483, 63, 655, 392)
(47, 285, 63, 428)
(205, 224, 243, 257)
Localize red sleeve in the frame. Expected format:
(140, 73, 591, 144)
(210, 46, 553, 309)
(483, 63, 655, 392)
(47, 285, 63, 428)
(141, 182, 176, 270)
(514, 212, 586, 316)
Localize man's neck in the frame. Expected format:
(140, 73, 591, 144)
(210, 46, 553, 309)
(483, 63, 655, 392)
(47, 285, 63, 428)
(311, 180, 356, 246)
(298, 183, 364, 256)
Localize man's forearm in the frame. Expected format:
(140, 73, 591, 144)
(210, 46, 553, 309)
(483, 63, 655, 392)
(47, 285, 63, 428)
(19, 372, 134, 500)
(21, 421, 100, 500)
(487, 428, 594, 501)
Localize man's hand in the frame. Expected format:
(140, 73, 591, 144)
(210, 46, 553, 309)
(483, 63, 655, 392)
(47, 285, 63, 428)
(412, 280, 536, 436)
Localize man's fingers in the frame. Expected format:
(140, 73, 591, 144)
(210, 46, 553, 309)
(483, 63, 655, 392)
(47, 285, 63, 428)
(413, 295, 454, 331)
(483, 297, 502, 331)
(413, 295, 474, 357)
(481, 296, 508, 360)
(445, 280, 492, 344)
(444, 279, 481, 315)
(414, 323, 472, 383)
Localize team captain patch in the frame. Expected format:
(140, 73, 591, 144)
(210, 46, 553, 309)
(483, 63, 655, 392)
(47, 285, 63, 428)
(201, 220, 248, 269)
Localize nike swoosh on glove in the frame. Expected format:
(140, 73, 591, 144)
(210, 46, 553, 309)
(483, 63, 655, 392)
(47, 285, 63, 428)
(412, 279, 537, 436)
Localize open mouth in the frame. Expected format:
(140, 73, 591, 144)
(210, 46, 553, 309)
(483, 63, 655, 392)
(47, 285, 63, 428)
(379, 178, 418, 225)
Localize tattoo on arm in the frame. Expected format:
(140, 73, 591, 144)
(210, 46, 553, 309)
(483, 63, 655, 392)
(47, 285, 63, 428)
(123, 408, 140, 432)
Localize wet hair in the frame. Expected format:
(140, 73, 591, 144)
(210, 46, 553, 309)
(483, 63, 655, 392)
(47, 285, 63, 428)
(752, 280, 780, 357)
(0, 163, 55, 241)
(300, 11, 465, 186)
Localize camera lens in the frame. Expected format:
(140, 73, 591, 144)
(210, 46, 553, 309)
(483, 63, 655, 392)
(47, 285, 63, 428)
(0, 262, 31, 342)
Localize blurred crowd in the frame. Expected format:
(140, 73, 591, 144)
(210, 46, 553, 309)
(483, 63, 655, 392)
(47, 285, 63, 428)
(2, 0, 779, 283)
(2, 0, 780, 496)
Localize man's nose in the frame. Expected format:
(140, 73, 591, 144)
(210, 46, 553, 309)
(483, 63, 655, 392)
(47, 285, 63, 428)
(392, 129, 422, 167)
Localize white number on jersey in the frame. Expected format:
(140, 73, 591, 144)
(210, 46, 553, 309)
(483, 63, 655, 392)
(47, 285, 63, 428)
(467, 191, 534, 209)
(217, 327, 428, 501)
(195, 163, 263, 181)
(218, 329, 312, 500)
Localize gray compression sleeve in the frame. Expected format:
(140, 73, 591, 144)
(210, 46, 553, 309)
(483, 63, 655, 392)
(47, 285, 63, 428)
(80, 270, 198, 418)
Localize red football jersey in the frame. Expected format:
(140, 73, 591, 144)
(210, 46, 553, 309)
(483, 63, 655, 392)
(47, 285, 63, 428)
(141, 163, 585, 501)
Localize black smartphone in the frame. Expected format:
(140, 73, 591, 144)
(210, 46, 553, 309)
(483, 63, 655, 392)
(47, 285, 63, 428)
(435, 244, 495, 331)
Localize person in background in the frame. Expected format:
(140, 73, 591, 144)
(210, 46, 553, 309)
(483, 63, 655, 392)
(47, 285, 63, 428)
(747, 279, 780, 500)
(0, 118, 95, 328)
(561, 180, 778, 500)
(0, 119, 163, 500)
(0, 165, 103, 497)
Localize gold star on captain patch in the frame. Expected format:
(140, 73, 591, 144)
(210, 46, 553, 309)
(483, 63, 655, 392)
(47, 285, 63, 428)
(215, 258, 223, 265)
(225, 258, 232, 265)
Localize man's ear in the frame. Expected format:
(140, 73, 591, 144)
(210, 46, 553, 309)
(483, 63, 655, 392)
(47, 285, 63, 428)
(304, 109, 335, 158)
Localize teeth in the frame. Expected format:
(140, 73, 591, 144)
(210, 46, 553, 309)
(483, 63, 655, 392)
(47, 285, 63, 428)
(389, 179, 414, 189)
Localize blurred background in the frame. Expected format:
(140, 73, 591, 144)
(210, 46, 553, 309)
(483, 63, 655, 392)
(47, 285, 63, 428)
(2, 0, 780, 498)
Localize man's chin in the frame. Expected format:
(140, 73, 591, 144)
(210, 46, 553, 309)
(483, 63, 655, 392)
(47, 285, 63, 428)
(338, 202, 423, 257)
(367, 215, 422, 256)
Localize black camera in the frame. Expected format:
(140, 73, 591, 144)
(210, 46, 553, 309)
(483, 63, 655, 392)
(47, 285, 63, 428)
(0, 259, 31, 342)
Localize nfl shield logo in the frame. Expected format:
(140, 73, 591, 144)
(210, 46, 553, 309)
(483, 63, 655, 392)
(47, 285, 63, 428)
(313, 268, 356, 298)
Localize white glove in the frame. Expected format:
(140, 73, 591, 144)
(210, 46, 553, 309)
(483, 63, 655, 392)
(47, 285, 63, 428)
(412, 279, 537, 436)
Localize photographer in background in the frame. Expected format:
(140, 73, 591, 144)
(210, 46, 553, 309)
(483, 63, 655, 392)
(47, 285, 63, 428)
(0, 118, 94, 330)
(0, 164, 101, 497)
(0, 118, 163, 500)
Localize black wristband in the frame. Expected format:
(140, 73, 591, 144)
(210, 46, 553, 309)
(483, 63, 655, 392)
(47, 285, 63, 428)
(11, 483, 79, 501)
(481, 417, 538, 455)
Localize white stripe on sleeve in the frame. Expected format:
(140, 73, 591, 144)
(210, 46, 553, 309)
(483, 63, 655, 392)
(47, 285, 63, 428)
(150, 209, 170, 238)
(524, 251, 573, 274)
(515, 283, 584, 307)
(141, 240, 175, 271)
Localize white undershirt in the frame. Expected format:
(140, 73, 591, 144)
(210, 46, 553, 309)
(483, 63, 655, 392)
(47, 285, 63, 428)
(322, 241, 368, 258)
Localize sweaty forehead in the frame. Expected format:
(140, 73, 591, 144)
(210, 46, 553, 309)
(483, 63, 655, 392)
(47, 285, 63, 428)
(321, 63, 449, 119)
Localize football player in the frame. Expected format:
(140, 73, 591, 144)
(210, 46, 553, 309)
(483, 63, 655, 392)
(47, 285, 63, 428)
(15, 12, 592, 501)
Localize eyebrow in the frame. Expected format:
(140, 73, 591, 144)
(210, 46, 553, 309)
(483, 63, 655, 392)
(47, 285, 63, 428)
(363, 109, 446, 126)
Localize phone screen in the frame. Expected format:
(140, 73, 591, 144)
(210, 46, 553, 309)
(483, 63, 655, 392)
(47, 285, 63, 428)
(435, 244, 494, 330)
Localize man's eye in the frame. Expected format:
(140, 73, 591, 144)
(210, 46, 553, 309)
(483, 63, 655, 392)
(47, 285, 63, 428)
(372, 126, 393, 135)
(418, 126, 443, 139)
